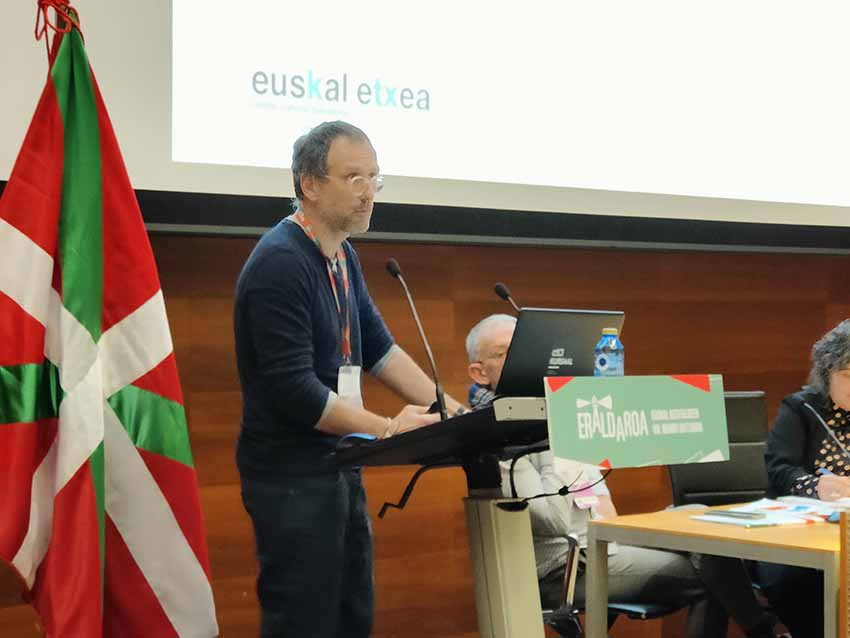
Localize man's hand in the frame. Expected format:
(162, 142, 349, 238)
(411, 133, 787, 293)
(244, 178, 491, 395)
(816, 473, 850, 500)
(376, 348, 466, 416)
(445, 395, 467, 417)
(388, 404, 440, 437)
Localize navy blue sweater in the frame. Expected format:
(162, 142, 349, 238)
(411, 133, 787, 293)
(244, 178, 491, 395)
(234, 219, 394, 477)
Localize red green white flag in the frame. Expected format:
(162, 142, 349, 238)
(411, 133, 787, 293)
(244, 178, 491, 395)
(0, 6, 218, 637)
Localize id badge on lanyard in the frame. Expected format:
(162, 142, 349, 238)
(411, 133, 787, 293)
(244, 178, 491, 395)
(573, 492, 600, 510)
(288, 213, 363, 407)
(326, 252, 360, 407)
(338, 364, 363, 408)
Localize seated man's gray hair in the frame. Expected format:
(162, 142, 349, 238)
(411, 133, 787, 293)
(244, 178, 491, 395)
(465, 314, 517, 363)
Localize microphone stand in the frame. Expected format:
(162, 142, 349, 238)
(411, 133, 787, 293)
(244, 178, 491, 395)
(386, 259, 448, 421)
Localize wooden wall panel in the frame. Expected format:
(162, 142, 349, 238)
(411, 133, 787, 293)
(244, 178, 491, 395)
(1, 234, 847, 638)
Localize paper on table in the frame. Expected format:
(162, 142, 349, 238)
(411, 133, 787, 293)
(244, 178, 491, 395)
(778, 495, 850, 510)
(691, 498, 831, 527)
(691, 513, 806, 527)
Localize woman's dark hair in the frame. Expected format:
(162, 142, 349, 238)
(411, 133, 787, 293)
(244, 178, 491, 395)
(808, 319, 850, 396)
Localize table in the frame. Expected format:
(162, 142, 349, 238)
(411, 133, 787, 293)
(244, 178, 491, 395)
(586, 508, 840, 638)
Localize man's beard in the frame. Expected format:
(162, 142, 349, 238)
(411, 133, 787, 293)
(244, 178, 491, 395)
(336, 208, 372, 235)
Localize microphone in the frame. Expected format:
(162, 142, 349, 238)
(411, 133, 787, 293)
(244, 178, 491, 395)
(494, 282, 521, 313)
(802, 401, 850, 466)
(385, 258, 448, 421)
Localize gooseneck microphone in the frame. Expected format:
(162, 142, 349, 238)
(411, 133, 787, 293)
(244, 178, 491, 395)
(494, 282, 521, 313)
(385, 258, 448, 421)
(803, 401, 850, 465)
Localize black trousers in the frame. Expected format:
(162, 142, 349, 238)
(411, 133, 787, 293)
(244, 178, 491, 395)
(241, 470, 373, 638)
(756, 561, 823, 638)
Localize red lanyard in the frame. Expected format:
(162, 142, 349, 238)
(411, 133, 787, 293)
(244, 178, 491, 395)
(289, 212, 352, 362)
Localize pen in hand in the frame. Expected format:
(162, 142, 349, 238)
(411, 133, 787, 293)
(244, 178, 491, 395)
(816, 466, 849, 500)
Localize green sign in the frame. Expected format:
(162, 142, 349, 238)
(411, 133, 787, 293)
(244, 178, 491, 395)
(545, 375, 729, 468)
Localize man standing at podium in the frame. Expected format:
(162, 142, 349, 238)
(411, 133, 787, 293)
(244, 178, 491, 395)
(466, 314, 780, 638)
(234, 121, 459, 638)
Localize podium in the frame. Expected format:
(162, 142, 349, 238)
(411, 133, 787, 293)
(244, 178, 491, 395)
(336, 397, 549, 638)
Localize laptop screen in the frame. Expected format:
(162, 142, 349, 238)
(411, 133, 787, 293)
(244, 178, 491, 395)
(494, 307, 625, 398)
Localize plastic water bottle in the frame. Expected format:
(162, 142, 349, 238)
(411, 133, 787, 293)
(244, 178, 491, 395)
(594, 328, 624, 377)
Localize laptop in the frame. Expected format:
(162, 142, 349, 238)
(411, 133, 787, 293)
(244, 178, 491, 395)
(494, 307, 625, 398)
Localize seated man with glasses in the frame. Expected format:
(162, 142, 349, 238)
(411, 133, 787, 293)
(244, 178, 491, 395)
(466, 314, 780, 638)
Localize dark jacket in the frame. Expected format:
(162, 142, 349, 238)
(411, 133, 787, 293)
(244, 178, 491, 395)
(234, 220, 394, 478)
(764, 388, 834, 498)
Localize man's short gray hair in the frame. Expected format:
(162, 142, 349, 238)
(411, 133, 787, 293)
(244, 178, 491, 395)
(808, 319, 850, 396)
(291, 121, 370, 211)
(466, 314, 517, 363)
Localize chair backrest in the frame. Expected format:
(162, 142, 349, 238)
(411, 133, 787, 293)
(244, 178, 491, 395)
(669, 390, 769, 507)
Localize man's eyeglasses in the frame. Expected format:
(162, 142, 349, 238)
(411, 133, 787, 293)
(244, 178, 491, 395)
(347, 174, 384, 197)
(479, 350, 508, 363)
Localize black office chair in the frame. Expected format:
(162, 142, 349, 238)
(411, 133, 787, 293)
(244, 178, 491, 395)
(542, 536, 583, 637)
(542, 537, 687, 637)
(668, 391, 769, 507)
(667, 390, 772, 606)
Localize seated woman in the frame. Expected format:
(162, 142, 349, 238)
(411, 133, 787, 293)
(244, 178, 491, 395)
(761, 318, 850, 638)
